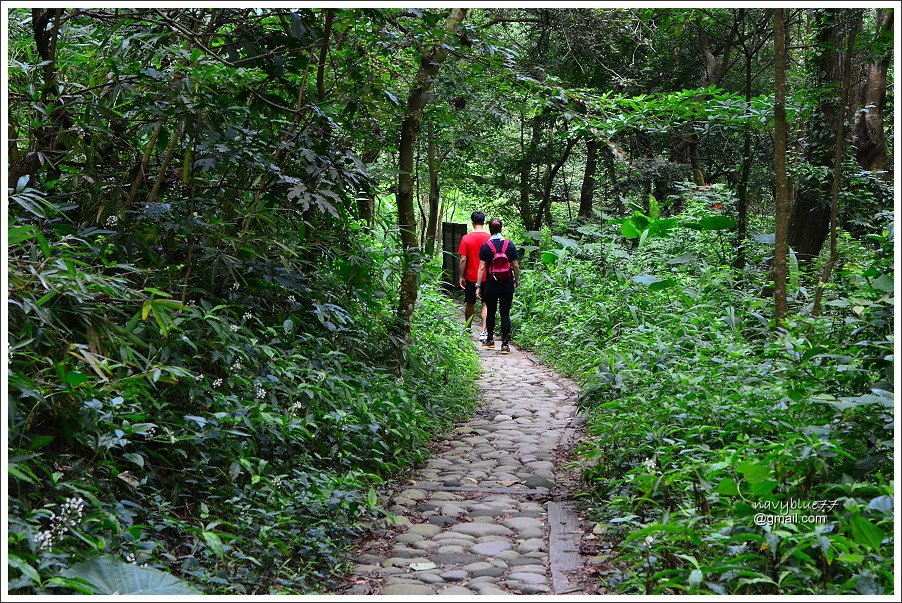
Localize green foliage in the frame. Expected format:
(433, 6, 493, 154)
(514, 207, 894, 595)
(6, 5, 895, 598)
(7, 155, 477, 595)
(61, 556, 201, 595)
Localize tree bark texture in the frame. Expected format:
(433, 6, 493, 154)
(773, 8, 790, 326)
(316, 9, 335, 101)
(425, 127, 440, 255)
(852, 8, 892, 176)
(519, 114, 544, 229)
(578, 136, 598, 218)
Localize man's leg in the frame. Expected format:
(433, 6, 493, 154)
(480, 297, 488, 332)
(499, 290, 514, 346)
(483, 291, 498, 343)
(464, 281, 477, 328)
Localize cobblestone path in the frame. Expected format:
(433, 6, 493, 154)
(342, 339, 592, 596)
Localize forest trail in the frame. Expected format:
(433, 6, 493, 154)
(340, 338, 598, 596)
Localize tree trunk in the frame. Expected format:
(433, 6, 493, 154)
(125, 120, 163, 210)
(358, 146, 380, 226)
(812, 15, 860, 317)
(425, 126, 440, 255)
(734, 46, 754, 269)
(773, 8, 790, 327)
(316, 9, 335, 101)
(665, 17, 734, 192)
(392, 8, 468, 370)
(600, 141, 617, 208)
(11, 9, 68, 184)
(852, 8, 891, 176)
(787, 9, 859, 265)
(533, 136, 578, 230)
(520, 114, 543, 229)
(687, 133, 704, 185)
(578, 136, 598, 218)
(435, 195, 445, 253)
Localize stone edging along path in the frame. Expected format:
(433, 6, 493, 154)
(339, 336, 605, 596)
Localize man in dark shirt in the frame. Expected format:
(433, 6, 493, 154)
(475, 219, 520, 354)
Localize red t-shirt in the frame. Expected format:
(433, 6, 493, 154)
(458, 230, 490, 282)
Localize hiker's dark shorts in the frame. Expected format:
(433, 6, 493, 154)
(464, 280, 479, 304)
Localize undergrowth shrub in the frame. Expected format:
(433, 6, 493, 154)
(513, 199, 894, 595)
(7, 183, 478, 594)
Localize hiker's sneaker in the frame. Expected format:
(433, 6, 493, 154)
(483, 339, 495, 348)
(500, 344, 511, 355)
(478, 331, 488, 343)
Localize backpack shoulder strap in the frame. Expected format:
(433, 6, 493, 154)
(500, 239, 510, 254)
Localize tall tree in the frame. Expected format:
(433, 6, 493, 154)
(532, 133, 578, 229)
(393, 8, 468, 368)
(787, 9, 863, 264)
(730, 9, 773, 269)
(852, 8, 892, 176)
(519, 112, 544, 230)
(578, 136, 599, 218)
(773, 8, 790, 326)
(812, 14, 860, 317)
(424, 126, 441, 255)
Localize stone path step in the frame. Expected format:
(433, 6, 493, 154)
(340, 337, 593, 596)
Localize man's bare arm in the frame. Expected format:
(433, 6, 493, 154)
(458, 255, 467, 288)
(476, 260, 487, 298)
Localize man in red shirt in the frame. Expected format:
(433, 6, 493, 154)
(458, 211, 490, 341)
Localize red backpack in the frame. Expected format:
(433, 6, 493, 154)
(489, 239, 512, 281)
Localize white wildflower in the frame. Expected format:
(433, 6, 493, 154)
(126, 552, 136, 563)
(105, 215, 118, 227)
(231, 282, 240, 291)
(61, 496, 86, 519)
(644, 535, 655, 546)
(145, 427, 157, 437)
(243, 312, 252, 321)
(213, 378, 223, 387)
(194, 374, 203, 382)
(643, 457, 656, 473)
(287, 295, 296, 303)
(255, 386, 265, 399)
(289, 401, 303, 415)
(36, 496, 87, 548)
(36, 530, 54, 549)
(229, 324, 239, 332)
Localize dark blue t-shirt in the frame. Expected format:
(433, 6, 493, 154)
(479, 237, 519, 294)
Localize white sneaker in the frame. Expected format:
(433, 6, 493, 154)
(478, 331, 488, 343)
